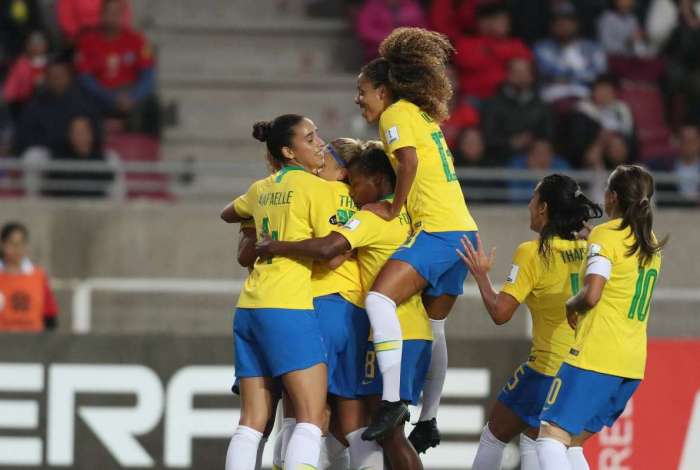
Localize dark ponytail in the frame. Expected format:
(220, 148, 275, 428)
(252, 114, 305, 166)
(347, 145, 397, 188)
(608, 164, 668, 266)
(536, 174, 603, 259)
(0, 222, 29, 261)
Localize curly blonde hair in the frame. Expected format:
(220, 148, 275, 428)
(361, 27, 454, 122)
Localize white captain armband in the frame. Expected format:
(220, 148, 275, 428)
(586, 255, 612, 280)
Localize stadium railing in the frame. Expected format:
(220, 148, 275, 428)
(0, 158, 694, 205)
(52, 277, 700, 335)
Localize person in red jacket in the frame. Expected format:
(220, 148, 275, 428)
(2, 31, 47, 118)
(0, 222, 58, 332)
(453, 2, 531, 103)
(56, 0, 132, 43)
(429, 0, 480, 44)
(75, 0, 158, 134)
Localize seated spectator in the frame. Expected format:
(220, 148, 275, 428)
(76, 0, 159, 135)
(429, 0, 480, 44)
(453, 127, 486, 166)
(481, 57, 554, 164)
(57, 0, 133, 44)
(598, 0, 650, 57)
(534, 2, 607, 103)
(509, 139, 570, 201)
(567, 74, 635, 166)
(15, 58, 100, 157)
(355, 0, 427, 62)
(0, 222, 59, 332)
(2, 31, 48, 119)
(583, 131, 632, 169)
(673, 124, 700, 204)
(43, 115, 118, 198)
(0, 0, 44, 74)
(454, 2, 531, 103)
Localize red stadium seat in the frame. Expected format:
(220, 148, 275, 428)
(620, 80, 677, 162)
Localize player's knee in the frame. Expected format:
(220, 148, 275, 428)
(538, 421, 572, 446)
(239, 408, 272, 432)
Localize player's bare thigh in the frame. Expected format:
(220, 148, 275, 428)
(371, 259, 427, 305)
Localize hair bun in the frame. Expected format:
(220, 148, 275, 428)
(252, 121, 272, 142)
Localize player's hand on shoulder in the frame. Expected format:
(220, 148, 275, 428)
(362, 200, 394, 221)
(575, 222, 594, 241)
(566, 304, 578, 330)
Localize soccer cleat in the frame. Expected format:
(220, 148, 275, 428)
(408, 418, 441, 454)
(361, 400, 410, 441)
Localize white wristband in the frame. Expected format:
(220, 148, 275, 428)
(586, 255, 612, 280)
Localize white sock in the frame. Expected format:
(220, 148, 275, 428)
(365, 291, 403, 402)
(419, 319, 447, 421)
(226, 425, 263, 470)
(284, 422, 323, 470)
(325, 434, 349, 470)
(520, 434, 541, 470)
(536, 437, 572, 470)
(273, 418, 296, 470)
(567, 446, 590, 470)
(472, 423, 507, 470)
(346, 427, 384, 470)
(255, 437, 267, 470)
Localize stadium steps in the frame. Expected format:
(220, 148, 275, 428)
(133, 0, 312, 25)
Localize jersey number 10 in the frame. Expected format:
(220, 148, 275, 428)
(628, 267, 658, 322)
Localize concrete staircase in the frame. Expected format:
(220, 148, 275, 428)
(131, 0, 371, 179)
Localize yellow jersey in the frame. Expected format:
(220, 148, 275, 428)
(567, 218, 662, 379)
(379, 99, 478, 233)
(335, 200, 432, 341)
(312, 181, 364, 307)
(232, 166, 337, 310)
(501, 238, 587, 376)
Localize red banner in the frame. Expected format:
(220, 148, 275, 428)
(584, 340, 700, 470)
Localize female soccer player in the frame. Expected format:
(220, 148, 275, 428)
(221, 114, 336, 470)
(457, 175, 602, 470)
(536, 165, 667, 470)
(355, 27, 479, 444)
(257, 145, 431, 470)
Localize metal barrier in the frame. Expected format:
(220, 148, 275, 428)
(1, 158, 696, 205)
(51, 277, 700, 335)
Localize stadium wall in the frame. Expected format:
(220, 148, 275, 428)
(0, 201, 697, 337)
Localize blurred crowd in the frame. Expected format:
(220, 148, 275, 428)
(0, 0, 159, 198)
(351, 0, 700, 205)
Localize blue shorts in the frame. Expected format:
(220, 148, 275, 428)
(539, 363, 641, 435)
(314, 294, 370, 399)
(497, 364, 554, 429)
(233, 307, 327, 379)
(357, 339, 432, 405)
(391, 230, 478, 297)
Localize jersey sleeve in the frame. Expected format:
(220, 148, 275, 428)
(379, 104, 417, 155)
(232, 182, 258, 219)
(333, 210, 381, 249)
(587, 225, 617, 264)
(308, 180, 337, 237)
(501, 242, 541, 303)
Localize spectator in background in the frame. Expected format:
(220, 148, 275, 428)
(0, 0, 44, 74)
(57, 0, 133, 44)
(355, 0, 427, 62)
(673, 124, 700, 204)
(2, 31, 48, 119)
(76, 0, 159, 135)
(453, 127, 486, 166)
(43, 115, 118, 198)
(481, 57, 554, 164)
(534, 2, 607, 104)
(583, 131, 632, 170)
(567, 74, 635, 166)
(429, 0, 480, 44)
(598, 0, 650, 57)
(15, 58, 100, 157)
(0, 222, 59, 332)
(509, 139, 570, 201)
(441, 64, 480, 148)
(453, 2, 531, 103)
